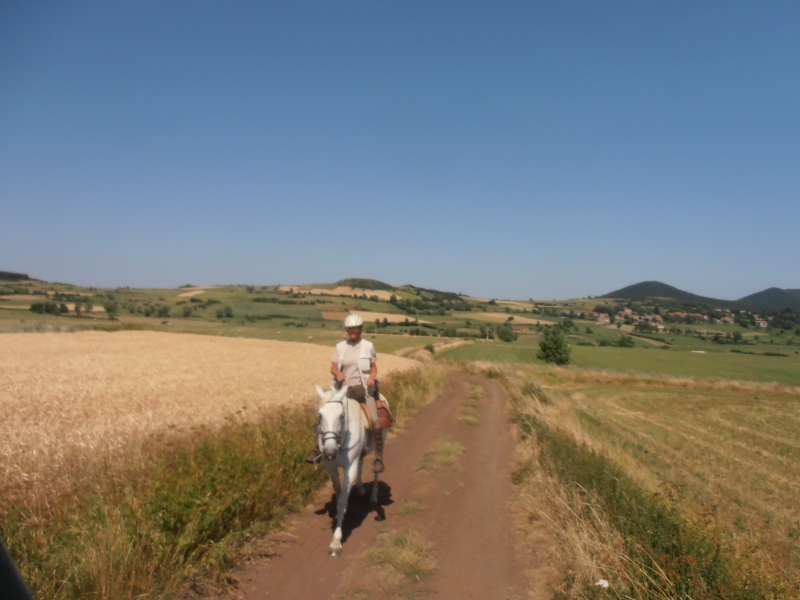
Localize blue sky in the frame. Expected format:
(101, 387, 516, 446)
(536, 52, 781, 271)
(2, 2, 798, 300)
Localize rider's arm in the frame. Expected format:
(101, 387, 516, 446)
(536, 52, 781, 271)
(331, 361, 344, 383)
(366, 360, 377, 388)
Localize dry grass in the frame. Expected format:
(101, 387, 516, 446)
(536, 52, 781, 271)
(497, 363, 800, 598)
(176, 287, 215, 297)
(321, 310, 432, 324)
(472, 312, 555, 325)
(418, 436, 465, 472)
(0, 331, 418, 494)
(369, 527, 437, 581)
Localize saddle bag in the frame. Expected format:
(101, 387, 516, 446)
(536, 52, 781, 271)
(376, 393, 394, 430)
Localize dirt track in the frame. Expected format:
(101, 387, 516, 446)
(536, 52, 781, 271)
(201, 371, 532, 599)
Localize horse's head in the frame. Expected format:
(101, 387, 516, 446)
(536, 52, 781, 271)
(315, 384, 348, 460)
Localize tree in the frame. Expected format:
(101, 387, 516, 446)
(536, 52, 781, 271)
(496, 324, 517, 342)
(616, 335, 635, 348)
(103, 301, 119, 320)
(537, 329, 570, 365)
(30, 301, 59, 315)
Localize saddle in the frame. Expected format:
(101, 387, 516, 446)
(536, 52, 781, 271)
(357, 392, 394, 432)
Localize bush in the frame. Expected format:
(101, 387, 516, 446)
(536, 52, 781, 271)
(536, 329, 570, 365)
(616, 334, 635, 348)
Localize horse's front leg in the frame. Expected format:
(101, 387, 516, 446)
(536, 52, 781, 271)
(323, 460, 342, 498)
(330, 460, 359, 554)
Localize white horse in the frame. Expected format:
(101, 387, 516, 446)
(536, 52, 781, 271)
(315, 384, 381, 555)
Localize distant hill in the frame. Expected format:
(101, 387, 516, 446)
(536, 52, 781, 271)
(601, 281, 726, 306)
(737, 288, 800, 311)
(336, 278, 396, 291)
(603, 281, 800, 312)
(0, 270, 33, 282)
(398, 284, 465, 301)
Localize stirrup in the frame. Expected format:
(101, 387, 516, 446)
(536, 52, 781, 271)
(305, 449, 323, 464)
(372, 457, 385, 473)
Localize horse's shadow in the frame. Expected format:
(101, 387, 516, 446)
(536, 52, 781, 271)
(314, 481, 393, 544)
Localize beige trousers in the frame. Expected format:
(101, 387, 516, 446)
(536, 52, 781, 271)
(346, 384, 380, 431)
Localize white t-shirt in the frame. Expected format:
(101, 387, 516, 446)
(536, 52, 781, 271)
(332, 338, 376, 387)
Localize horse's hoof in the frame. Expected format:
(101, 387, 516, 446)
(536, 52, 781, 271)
(329, 548, 341, 557)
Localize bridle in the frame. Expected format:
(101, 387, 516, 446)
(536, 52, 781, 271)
(319, 395, 347, 452)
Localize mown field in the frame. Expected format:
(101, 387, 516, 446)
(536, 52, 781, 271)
(451, 356, 800, 598)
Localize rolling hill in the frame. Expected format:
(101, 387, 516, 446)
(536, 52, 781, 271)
(737, 287, 800, 311)
(603, 281, 800, 312)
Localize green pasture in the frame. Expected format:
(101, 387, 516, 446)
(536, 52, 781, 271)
(571, 344, 800, 384)
(438, 336, 800, 385)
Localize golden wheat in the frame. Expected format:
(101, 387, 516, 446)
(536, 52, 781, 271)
(0, 331, 417, 490)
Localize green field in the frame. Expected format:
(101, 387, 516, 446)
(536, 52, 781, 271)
(571, 344, 800, 385)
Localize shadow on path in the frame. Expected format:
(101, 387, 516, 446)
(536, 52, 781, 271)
(314, 481, 393, 544)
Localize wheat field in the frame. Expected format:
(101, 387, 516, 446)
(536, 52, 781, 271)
(0, 331, 418, 489)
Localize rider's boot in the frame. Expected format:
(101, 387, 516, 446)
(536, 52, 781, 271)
(305, 447, 323, 464)
(305, 430, 323, 464)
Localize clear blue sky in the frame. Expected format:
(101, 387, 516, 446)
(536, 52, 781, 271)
(2, 2, 798, 300)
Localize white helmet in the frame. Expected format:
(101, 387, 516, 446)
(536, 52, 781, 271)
(344, 314, 364, 328)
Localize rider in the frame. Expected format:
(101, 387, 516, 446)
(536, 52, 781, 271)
(306, 314, 385, 472)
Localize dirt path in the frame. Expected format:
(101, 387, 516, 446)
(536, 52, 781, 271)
(201, 371, 530, 599)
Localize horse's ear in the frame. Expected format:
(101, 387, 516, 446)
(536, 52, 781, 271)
(315, 385, 325, 400)
(335, 385, 348, 401)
